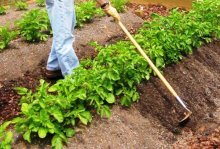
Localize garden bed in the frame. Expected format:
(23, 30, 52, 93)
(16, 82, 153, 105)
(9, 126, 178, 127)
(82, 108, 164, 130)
(0, 12, 143, 121)
(10, 40, 220, 148)
(0, 1, 220, 148)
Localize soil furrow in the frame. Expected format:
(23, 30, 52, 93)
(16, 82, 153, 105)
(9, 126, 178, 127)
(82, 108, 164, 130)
(194, 42, 220, 78)
(137, 41, 220, 132)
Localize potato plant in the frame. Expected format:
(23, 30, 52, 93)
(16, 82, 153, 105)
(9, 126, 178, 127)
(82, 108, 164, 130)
(75, 0, 104, 27)
(0, 26, 17, 51)
(190, 0, 220, 38)
(0, 122, 13, 149)
(0, 0, 220, 148)
(111, 0, 128, 12)
(0, 6, 6, 15)
(75, 0, 128, 27)
(15, 1, 29, 11)
(36, 0, 45, 7)
(16, 9, 51, 42)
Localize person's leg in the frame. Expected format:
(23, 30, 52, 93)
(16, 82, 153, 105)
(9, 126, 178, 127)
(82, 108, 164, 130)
(46, 0, 61, 71)
(47, 41, 61, 71)
(52, 0, 79, 76)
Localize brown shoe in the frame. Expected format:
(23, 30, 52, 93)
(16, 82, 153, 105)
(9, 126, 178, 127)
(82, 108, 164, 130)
(45, 69, 63, 79)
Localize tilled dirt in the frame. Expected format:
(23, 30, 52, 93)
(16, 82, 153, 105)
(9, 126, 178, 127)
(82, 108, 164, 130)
(0, 60, 51, 121)
(138, 41, 220, 132)
(127, 3, 169, 21)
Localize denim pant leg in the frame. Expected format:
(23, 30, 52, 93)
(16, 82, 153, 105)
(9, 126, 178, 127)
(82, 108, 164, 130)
(47, 41, 61, 70)
(46, 0, 79, 76)
(46, 0, 60, 71)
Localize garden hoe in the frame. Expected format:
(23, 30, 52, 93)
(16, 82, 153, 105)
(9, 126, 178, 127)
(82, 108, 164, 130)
(117, 21, 192, 123)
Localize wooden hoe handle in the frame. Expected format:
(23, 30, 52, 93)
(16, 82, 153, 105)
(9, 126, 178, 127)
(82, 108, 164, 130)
(118, 21, 191, 113)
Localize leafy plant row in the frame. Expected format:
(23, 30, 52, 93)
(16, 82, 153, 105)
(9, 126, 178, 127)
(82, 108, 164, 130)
(0, 26, 17, 51)
(36, 0, 45, 7)
(0, 6, 6, 15)
(1, 0, 220, 148)
(111, 0, 128, 13)
(0, 1, 29, 15)
(15, 9, 51, 42)
(15, 1, 29, 11)
(75, 0, 104, 27)
(0, 0, 128, 49)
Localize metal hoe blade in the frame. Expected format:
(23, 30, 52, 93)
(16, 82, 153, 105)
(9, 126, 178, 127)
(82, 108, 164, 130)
(179, 109, 192, 123)
(176, 96, 192, 123)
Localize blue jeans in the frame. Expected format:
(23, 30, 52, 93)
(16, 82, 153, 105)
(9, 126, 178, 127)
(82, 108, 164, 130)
(46, 0, 79, 76)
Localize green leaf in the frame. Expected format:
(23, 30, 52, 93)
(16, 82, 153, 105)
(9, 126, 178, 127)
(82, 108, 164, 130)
(101, 73, 107, 81)
(46, 122, 54, 129)
(104, 81, 113, 91)
(23, 130, 31, 143)
(12, 117, 24, 124)
(15, 87, 28, 95)
(108, 69, 120, 81)
(4, 131, 13, 144)
(116, 88, 123, 95)
(39, 101, 46, 109)
(1, 145, 11, 149)
(40, 110, 49, 121)
(75, 89, 87, 99)
(40, 79, 45, 86)
(156, 57, 164, 68)
(0, 121, 12, 134)
(48, 85, 58, 92)
(145, 72, 150, 80)
(48, 128, 55, 134)
(96, 87, 105, 97)
(120, 96, 131, 107)
(52, 135, 63, 149)
(132, 92, 139, 102)
(106, 93, 115, 104)
(38, 127, 48, 139)
(64, 128, 75, 138)
(78, 111, 92, 125)
(21, 103, 29, 115)
(100, 105, 111, 118)
(71, 119, 76, 126)
(127, 80, 133, 88)
(51, 108, 64, 123)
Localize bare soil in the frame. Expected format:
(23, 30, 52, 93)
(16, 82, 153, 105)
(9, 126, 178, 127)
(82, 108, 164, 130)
(0, 3, 220, 149)
(127, 3, 169, 21)
(138, 41, 220, 132)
